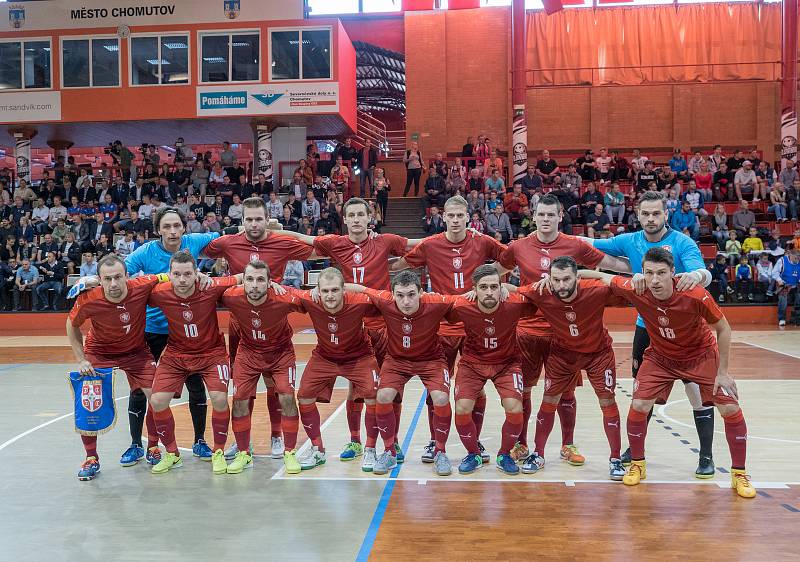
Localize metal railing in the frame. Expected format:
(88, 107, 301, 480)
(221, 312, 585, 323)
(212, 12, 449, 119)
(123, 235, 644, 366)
(355, 110, 407, 159)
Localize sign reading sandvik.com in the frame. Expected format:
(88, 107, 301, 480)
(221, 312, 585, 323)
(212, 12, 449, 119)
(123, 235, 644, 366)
(0, 91, 61, 124)
(196, 83, 339, 117)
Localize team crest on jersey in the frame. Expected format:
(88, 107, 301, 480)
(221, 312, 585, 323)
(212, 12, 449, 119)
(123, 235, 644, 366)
(658, 315, 669, 327)
(353, 252, 363, 264)
(252, 318, 262, 328)
(485, 326, 495, 336)
(328, 322, 338, 333)
(119, 312, 130, 323)
(565, 311, 576, 322)
(81, 380, 103, 412)
(452, 257, 463, 270)
(182, 310, 194, 322)
(661, 245, 672, 253)
(402, 323, 413, 334)
(250, 253, 260, 263)
(540, 256, 551, 269)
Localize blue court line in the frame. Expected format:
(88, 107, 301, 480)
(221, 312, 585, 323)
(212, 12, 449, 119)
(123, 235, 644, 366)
(356, 390, 428, 562)
(0, 364, 25, 372)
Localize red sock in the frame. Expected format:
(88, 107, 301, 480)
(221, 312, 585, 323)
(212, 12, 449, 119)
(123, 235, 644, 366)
(81, 435, 98, 459)
(518, 391, 532, 446)
(232, 412, 252, 453)
(267, 390, 282, 439)
(145, 408, 158, 449)
(426, 394, 435, 441)
(501, 411, 524, 454)
(392, 401, 402, 437)
(627, 408, 649, 460)
(376, 402, 397, 454)
(211, 407, 230, 452)
(346, 399, 364, 443)
(558, 390, 577, 446)
(364, 404, 378, 448)
(533, 401, 558, 456)
(153, 408, 178, 454)
(281, 414, 300, 451)
(473, 394, 487, 437)
(601, 403, 622, 459)
(455, 413, 479, 454)
(433, 403, 452, 452)
(722, 409, 747, 469)
(299, 402, 324, 452)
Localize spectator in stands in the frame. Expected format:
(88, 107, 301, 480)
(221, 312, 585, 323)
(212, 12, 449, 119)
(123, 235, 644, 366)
(669, 149, 690, 182)
(430, 152, 448, 179)
(707, 144, 724, 173)
(35, 251, 65, 311)
(779, 159, 799, 188)
(403, 141, 423, 197)
(424, 168, 446, 209)
(769, 182, 789, 222)
(711, 203, 729, 249)
(519, 206, 535, 238)
(202, 211, 221, 234)
(279, 205, 300, 232)
(356, 140, 379, 198)
(788, 178, 800, 220)
(670, 200, 699, 240)
(172, 137, 193, 163)
(219, 141, 237, 178)
(336, 137, 359, 164)
(468, 211, 485, 233)
(286, 193, 302, 218)
(307, 142, 321, 172)
(486, 204, 513, 243)
(596, 148, 613, 183)
(37, 234, 59, 262)
(1, 235, 17, 264)
(485, 191, 501, 214)
(709, 253, 731, 303)
(688, 150, 705, 176)
(266, 192, 282, 220)
(462, 137, 475, 169)
(577, 150, 598, 182)
(657, 165, 677, 191)
(282, 260, 304, 289)
(535, 150, 559, 184)
(585, 203, 611, 239)
(59, 232, 80, 274)
(303, 190, 321, 222)
(16, 179, 36, 205)
(713, 161, 735, 201)
(611, 150, 630, 181)
(16, 216, 34, 244)
(504, 182, 528, 234)
(466, 190, 484, 219)
(209, 161, 227, 190)
(735, 160, 760, 201)
(94, 233, 114, 257)
(226, 194, 243, 225)
(0, 258, 14, 310)
(735, 256, 753, 301)
(755, 159, 776, 192)
(773, 247, 800, 326)
(450, 157, 466, 183)
(725, 230, 742, 265)
(767, 228, 786, 255)
(682, 181, 708, 218)
(630, 148, 648, 179)
(16, 237, 37, 262)
(51, 218, 69, 245)
(12, 258, 39, 311)
(580, 182, 603, 220)
(742, 226, 764, 259)
(373, 168, 391, 222)
(666, 189, 680, 217)
(330, 156, 350, 193)
(210, 194, 228, 219)
(467, 168, 484, 193)
(727, 149, 745, 172)
(446, 161, 466, 197)
(483, 149, 504, 180)
(732, 199, 755, 237)
(30, 198, 50, 235)
(423, 206, 445, 235)
(552, 182, 579, 232)
(604, 183, 626, 223)
(484, 169, 505, 193)
(186, 211, 204, 234)
(636, 161, 657, 193)
(249, 172, 272, 198)
(560, 163, 581, 195)
(520, 163, 542, 194)
(475, 135, 491, 172)
(296, 159, 314, 186)
(755, 253, 775, 297)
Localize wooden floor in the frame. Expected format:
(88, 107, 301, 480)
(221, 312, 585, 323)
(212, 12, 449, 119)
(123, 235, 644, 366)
(1, 328, 799, 561)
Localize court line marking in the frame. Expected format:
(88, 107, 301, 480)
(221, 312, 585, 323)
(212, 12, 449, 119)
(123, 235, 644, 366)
(657, 399, 800, 444)
(0, 364, 25, 372)
(740, 340, 800, 360)
(355, 390, 427, 562)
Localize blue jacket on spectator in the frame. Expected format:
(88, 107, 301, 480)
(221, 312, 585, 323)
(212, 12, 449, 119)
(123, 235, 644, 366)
(669, 156, 688, 174)
(670, 207, 696, 231)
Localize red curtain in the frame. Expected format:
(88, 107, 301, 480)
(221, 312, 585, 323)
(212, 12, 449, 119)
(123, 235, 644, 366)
(527, 3, 782, 86)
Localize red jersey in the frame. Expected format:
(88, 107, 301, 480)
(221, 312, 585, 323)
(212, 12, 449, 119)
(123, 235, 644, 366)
(447, 294, 537, 364)
(69, 275, 160, 356)
(295, 291, 376, 362)
(498, 233, 606, 336)
(313, 233, 408, 290)
(610, 276, 723, 361)
(403, 231, 505, 337)
(362, 288, 454, 361)
(204, 231, 313, 279)
(147, 277, 237, 354)
(222, 286, 304, 353)
(519, 279, 626, 353)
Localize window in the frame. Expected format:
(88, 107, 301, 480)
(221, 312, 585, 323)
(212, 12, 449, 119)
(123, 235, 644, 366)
(131, 35, 189, 85)
(200, 32, 259, 83)
(62, 37, 119, 88)
(307, 0, 358, 15)
(363, 0, 402, 11)
(270, 28, 331, 81)
(0, 40, 51, 91)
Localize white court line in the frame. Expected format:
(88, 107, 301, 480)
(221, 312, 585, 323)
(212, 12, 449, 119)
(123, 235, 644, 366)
(739, 340, 800, 360)
(272, 475, 799, 486)
(657, 399, 800, 444)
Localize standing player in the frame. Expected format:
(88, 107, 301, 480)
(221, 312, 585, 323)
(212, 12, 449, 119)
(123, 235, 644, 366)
(585, 191, 718, 476)
(512, 257, 626, 480)
(147, 251, 238, 475)
(494, 193, 631, 464)
(204, 197, 313, 461)
(293, 268, 381, 471)
(343, 270, 456, 476)
(393, 195, 505, 463)
(222, 261, 305, 475)
(275, 197, 420, 462)
(582, 248, 755, 498)
(448, 265, 537, 476)
(66, 254, 165, 480)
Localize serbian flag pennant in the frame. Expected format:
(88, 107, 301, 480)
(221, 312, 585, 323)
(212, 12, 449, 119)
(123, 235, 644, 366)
(69, 368, 117, 436)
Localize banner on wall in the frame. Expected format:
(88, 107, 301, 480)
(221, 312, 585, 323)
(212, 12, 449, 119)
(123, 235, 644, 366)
(254, 125, 273, 183)
(197, 83, 339, 117)
(511, 110, 528, 185)
(0, 91, 61, 124)
(15, 136, 31, 183)
(780, 109, 798, 170)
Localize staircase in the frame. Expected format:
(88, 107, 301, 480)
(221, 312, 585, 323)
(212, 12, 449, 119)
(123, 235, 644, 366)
(382, 197, 427, 239)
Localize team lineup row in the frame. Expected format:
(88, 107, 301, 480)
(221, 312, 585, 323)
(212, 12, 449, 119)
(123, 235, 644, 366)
(65, 193, 754, 498)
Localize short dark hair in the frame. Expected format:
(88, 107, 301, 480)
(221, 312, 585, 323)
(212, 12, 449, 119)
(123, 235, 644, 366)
(642, 247, 674, 269)
(639, 190, 667, 209)
(550, 256, 578, 274)
(391, 269, 421, 291)
(242, 197, 266, 212)
(96, 253, 127, 277)
(471, 263, 501, 285)
(169, 249, 196, 270)
(535, 193, 562, 212)
(244, 259, 270, 278)
(154, 206, 186, 231)
(343, 197, 369, 216)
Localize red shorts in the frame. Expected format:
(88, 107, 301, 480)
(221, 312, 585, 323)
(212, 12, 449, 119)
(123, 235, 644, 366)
(232, 347, 296, 400)
(378, 356, 451, 395)
(298, 351, 378, 403)
(368, 327, 388, 367)
(455, 360, 524, 402)
(439, 335, 464, 372)
(544, 345, 616, 400)
(228, 316, 242, 363)
(153, 347, 231, 396)
(86, 347, 156, 392)
(516, 331, 550, 387)
(635, 348, 737, 407)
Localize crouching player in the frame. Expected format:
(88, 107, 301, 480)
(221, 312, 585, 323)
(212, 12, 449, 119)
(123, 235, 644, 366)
(582, 248, 756, 498)
(66, 254, 165, 480)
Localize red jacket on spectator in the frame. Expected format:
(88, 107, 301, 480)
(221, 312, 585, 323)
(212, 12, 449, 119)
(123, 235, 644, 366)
(503, 192, 528, 215)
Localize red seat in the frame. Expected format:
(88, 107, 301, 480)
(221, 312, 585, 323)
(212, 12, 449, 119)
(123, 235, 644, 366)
(776, 221, 796, 236)
(571, 225, 585, 236)
(700, 244, 718, 260)
(703, 202, 716, 214)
